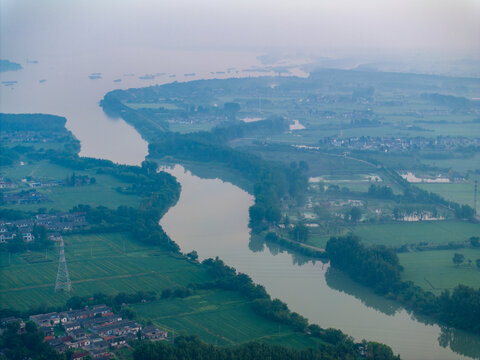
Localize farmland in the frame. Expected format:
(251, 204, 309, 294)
(0, 233, 209, 310)
(399, 248, 480, 294)
(417, 182, 477, 208)
(350, 221, 480, 247)
(0, 231, 326, 348)
(132, 290, 322, 348)
(1, 160, 142, 211)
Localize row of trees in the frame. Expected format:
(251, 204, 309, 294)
(132, 335, 400, 360)
(452, 252, 480, 270)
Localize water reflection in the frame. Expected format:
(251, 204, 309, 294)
(248, 235, 265, 253)
(438, 328, 480, 360)
(325, 267, 402, 316)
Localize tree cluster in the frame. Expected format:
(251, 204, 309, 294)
(326, 235, 402, 293)
(326, 235, 480, 334)
(0, 321, 62, 360)
(132, 335, 400, 360)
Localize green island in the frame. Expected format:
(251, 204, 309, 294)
(0, 60, 23, 73)
(0, 113, 399, 359)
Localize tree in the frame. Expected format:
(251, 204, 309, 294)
(25, 320, 37, 334)
(350, 207, 362, 223)
(291, 223, 309, 243)
(223, 102, 240, 119)
(393, 207, 401, 220)
(186, 250, 198, 261)
(298, 160, 309, 173)
(455, 205, 474, 219)
(141, 160, 158, 175)
(265, 206, 281, 224)
(470, 236, 480, 248)
(120, 307, 137, 320)
(161, 289, 172, 299)
(452, 253, 465, 266)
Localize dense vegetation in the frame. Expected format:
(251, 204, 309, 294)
(326, 235, 480, 334)
(326, 235, 402, 293)
(0, 113, 68, 132)
(132, 335, 400, 360)
(0, 321, 63, 360)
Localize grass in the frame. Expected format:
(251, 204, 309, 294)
(306, 233, 331, 249)
(0, 233, 210, 311)
(247, 146, 374, 176)
(417, 182, 478, 208)
(1, 160, 142, 211)
(132, 290, 323, 348)
(168, 122, 215, 134)
(0, 232, 323, 349)
(351, 221, 480, 247)
(1, 160, 79, 180)
(399, 248, 480, 294)
(422, 154, 480, 174)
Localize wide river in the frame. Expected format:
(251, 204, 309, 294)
(1, 51, 479, 360)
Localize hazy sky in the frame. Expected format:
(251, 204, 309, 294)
(1, 0, 479, 59)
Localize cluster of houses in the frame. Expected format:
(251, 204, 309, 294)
(1, 305, 167, 359)
(2, 189, 50, 205)
(2, 174, 95, 195)
(0, 177, 17, 189)
(317, 135, 480, 153)
(0, 212, 88, 244)
(0, 130, 68, 143)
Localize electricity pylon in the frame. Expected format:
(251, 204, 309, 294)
(55, 237, 72, 293)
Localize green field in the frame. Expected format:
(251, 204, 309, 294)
(168, 122, 215, 134)
(132, 291, 321, 348)
(417, 182, 477, 208)
(1, 160, 142, 211)
(399, 248, 480, 294)
(422, 153, 480, 174)
(351, 221, 480, 247)
(0, 233, 210, 310)
(0, 232, 323, 348)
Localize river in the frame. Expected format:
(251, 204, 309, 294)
(1, 51, 479, 359)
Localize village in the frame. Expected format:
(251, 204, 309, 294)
(0, 129, 71, 144)
(0, 212, 88, 244)
(1, 174, 95, 205)
(317, 135, 480, 153)
(0, 304, 167, 359)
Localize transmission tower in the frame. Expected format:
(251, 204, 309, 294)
(474, 179, 478, 215)
(55, 237, 72, 293)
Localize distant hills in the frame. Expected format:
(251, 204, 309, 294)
(0, 59, 22, 72)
